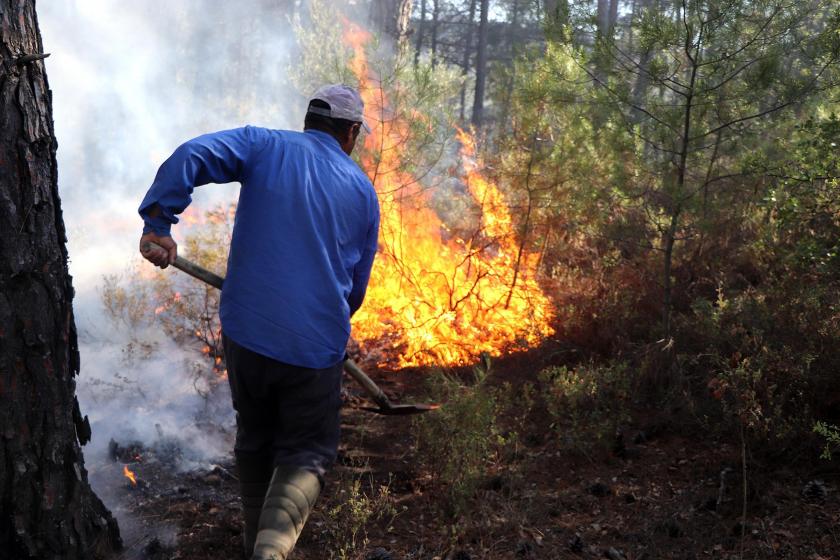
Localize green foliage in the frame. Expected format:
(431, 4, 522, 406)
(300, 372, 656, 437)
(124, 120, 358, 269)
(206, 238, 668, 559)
(767, 114, 840, 273)
(291, 0, 461, 184)
(322, 471, 399, 560)
(813, 422, 840, 460)
(538, 361, 630, 452)
(677, 277, 840, 448)
(521, 0, 840, 340)
(657, 112, 840, 452)
(414, 357, 511, 516)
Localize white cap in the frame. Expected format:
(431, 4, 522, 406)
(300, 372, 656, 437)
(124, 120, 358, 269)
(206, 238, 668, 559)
(308, 84, 371, 133)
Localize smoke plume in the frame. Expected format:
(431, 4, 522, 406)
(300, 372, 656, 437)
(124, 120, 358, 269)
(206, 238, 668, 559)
(39, 1, 301, 469)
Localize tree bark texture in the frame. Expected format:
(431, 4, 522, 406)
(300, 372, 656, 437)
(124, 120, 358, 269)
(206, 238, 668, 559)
(609, 0, 619, 29)
(414, 0, 427, 65)
(395, 0, 413, 52)
(370, 0, 413, 47)
(0, 2, 122, 558)
(430, 0, 440, 66)
(597, 0, 610, 35)
(471, 0, 490, 125)
(458, 0, 477, 121)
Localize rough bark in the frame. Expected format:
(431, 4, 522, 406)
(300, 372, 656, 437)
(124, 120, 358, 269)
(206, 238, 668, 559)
(471, 0, 490, 125)
(430, 0, 440, 66)
(610, 0, 620, 29)
(597, 0, 610, 35)
(0, 2, 122, 558)
(370, 0, 413, 47)
(458, 0, 477, 121)
(414, 0, 427, 66)
(395, 0, 413, 52)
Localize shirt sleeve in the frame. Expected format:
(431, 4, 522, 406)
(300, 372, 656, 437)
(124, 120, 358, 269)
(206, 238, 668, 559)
(347, 188, 380, 316)
(138, 126, 255, 236)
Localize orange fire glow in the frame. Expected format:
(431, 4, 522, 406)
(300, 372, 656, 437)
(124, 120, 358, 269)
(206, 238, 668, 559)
(123, 464, 137, 486)
(343, 23, 554, 368)
(154, 291, 181, 315)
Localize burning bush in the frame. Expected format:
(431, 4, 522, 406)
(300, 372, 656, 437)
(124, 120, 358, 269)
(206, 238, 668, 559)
(101, 203, 235, 393)
(292, 12, 557, 367)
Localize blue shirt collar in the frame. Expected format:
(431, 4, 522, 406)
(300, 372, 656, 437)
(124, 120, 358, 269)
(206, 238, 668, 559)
(304, 129, 347, 157)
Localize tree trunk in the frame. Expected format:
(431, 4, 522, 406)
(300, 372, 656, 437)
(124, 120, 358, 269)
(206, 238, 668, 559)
(594, 0, 614, 83)
(662, 43, 698, 340)
(0, 2, 122, 558)
(430, 0, 440, 66)
(395, 0, 413, 53)
(414, 0, 427, 66)
(508, 0, 520, 49)
(630, 0, 656, 123)
(369, 0, 388, 37)
(369, 0, 412, 46)
(661, 210, 679, 339)
(471, 0, 490, 126)
(597, 0, 610, 35)
(459, 0, 478, 121)
(497, 0, 520, 128)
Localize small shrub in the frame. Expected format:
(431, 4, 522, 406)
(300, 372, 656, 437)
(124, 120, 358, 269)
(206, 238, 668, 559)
(813, 422, 840, 460)
(414, 356, 510, 516)
(101, 268, 156, 330)
(538, 360, 631, 452)
(679, 282, 829, 450)
(322, 472, 399, 560)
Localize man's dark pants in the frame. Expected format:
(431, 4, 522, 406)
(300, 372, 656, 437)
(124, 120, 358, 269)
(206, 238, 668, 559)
(222, 334, 342, 479)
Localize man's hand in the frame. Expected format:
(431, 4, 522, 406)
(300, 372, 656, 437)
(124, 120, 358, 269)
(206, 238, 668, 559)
(140, 232, 177, 269)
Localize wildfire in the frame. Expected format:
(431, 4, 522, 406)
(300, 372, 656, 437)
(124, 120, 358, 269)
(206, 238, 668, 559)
(343, 23, 554, 367)
(180, 203, 236, 229)
(123, 464, 137, 486)
(154, 291, 181, 315)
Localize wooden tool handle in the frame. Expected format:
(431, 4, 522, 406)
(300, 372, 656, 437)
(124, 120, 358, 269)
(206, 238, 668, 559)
(343, 358, 392, 410)
(142, 240, 393, 408)
(142, 241, 225, 290)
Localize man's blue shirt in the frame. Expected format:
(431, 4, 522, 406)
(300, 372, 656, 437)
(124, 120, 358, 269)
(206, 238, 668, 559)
(139, 126, 380, 369)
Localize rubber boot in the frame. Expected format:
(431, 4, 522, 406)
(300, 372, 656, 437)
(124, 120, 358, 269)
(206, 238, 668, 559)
(251, 466, 322, 560)
(236, 454, 273, 559)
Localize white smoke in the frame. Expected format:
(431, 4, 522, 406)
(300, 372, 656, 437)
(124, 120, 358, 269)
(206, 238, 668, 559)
(39, 1, 302, 468)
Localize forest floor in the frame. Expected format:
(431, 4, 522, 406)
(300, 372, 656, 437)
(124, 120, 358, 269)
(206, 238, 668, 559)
(99, 357, 840, 560)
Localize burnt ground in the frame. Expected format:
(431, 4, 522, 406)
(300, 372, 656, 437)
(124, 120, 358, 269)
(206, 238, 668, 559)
(98, 361, 840, 560)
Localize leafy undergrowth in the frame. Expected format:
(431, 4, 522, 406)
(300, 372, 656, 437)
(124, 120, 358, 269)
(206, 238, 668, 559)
(106, 355, 840, 560)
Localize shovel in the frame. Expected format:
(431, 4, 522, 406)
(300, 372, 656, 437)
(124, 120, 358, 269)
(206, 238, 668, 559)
(142, 241, 438, 416)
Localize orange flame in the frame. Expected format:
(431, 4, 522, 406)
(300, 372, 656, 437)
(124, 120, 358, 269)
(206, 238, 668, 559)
(123, 464, 137, 486)
(343, 22, 554, 367)
(154, 291, 182, 315)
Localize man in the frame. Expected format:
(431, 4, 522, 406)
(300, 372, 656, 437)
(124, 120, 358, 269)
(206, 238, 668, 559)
(138, 84, 379, 560)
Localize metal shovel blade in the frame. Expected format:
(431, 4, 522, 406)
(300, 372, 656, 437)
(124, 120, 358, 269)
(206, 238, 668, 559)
(360, 403, 441, 416)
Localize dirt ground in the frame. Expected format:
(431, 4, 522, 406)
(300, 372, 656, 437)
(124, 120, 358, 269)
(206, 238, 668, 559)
(101, 359, 840, 560)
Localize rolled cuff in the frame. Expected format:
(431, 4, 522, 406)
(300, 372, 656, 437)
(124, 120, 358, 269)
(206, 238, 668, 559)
(142, 219, 172, 237)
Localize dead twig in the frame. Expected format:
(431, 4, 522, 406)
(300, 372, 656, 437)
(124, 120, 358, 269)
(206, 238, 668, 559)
(16, 52, 50, 65)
